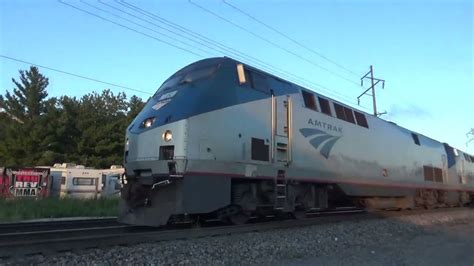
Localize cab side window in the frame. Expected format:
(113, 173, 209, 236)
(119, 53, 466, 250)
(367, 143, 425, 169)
(241, 68, 271, 94)
(302, 91, 317, 111)
(318, 97, 332, 116)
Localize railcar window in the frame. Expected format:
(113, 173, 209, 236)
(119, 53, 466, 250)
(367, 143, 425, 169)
(333, 103, 358, 125)
(433, 168, 443, 182)
(73, 177, 95, 186)
(242, 69, 270, 94)
(411, 133, 420, 145)
(154, 66, 217, 97)
(423, 166, 434, 181)
(61, 176, 65, 185)
(463, 153, 471, 162)
(251, 138, 269, 161)
(423, 166, 443, 183)
(302, 91, 317, 111)
(333, 103, 346, 120)
(243, 69, 254, 88)
(318, 97, 332, 116)
(343, 107, 356, 124)
(251, 71, 270, 94)
(157, 75, 182, 94)
(181, 66, 217, 84)
(354, 111, 369, 128)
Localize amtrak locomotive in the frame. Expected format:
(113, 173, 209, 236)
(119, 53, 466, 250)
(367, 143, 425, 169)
(119, 57, 474, 226)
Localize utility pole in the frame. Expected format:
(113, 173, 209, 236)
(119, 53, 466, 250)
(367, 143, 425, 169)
(358, 65, 385, 116)
(467, 128, 474, 147)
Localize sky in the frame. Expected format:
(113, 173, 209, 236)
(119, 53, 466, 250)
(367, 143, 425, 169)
(1, 0, 473, 153)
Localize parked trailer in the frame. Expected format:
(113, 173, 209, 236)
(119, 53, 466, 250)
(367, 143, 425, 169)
(49, 163, 124, 199)
(100, 165, 125, 198)
(0, 167, 51, 198)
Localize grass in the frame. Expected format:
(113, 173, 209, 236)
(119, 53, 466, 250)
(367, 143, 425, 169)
(0, 198, 119, 222)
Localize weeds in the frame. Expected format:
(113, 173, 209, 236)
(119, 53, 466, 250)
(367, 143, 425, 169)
(0, 198, 119, 222)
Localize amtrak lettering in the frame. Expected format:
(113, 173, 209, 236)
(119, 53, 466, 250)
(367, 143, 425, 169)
(307, 118, 342, 133)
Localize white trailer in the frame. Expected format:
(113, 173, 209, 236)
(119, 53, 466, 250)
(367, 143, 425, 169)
(48, 163, 124, 199)
(49, 164, 103, 199)
(100, 165, 125, 198)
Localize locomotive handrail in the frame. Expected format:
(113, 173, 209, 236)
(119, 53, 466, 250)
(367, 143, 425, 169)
(152, 179, 171, 190)
(271, 94, 276, 163)
(287, 95, 293, 165)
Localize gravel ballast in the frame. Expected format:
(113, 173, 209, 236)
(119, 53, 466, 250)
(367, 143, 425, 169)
(5, 208, 474, 265)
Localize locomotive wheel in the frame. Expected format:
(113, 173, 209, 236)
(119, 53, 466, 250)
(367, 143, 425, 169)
(292, 209, 307, 220)
(229, 212, 249, 225)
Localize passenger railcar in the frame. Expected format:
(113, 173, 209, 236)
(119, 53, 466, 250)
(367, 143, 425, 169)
(119, 57, 474, 226)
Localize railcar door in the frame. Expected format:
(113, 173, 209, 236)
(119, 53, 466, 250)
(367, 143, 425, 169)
(271, 94, 292, 165)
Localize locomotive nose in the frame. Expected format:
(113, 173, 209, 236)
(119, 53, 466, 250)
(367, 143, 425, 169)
(124, 119, 188, 179)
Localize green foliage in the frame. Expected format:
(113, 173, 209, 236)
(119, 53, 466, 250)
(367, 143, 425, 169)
(0, 66, 146, 168)
(0, 198, 119, 221)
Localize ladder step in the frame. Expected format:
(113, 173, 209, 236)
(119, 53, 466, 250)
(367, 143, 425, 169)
(276, 184, 286, 187)
(276, 196, 286, 199)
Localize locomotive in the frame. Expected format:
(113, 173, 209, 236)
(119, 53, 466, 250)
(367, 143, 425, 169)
(119, 57, 474, 226)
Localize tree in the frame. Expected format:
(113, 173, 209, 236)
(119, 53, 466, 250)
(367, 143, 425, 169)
(127, 95, 146, 124)
(75, 89, 129, 168)
(0, 67, 50, 165)
(0, 66, 147, 168)
(2, 66, 48, 121)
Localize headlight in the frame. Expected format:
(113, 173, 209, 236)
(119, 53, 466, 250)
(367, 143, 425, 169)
(163, 130, 172, 142)
(142, 117, 155, 128)
(125, 138, 129, 151)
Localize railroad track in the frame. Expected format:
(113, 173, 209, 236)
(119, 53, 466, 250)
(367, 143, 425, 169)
(0, 207, 466, 259)
(0, 217, 119, 234)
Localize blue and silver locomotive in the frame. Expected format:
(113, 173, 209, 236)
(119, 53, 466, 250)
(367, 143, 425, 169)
(120, 57, 474, 226)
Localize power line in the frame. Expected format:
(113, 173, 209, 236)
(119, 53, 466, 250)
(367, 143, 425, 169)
(80, 0, 214, 57)
(58, 0, 203, 58)
(116, 0, 310, 79)
(188, 0, 361, 87)
(115, 0, 369, 110)
(0, 54, 152, 95)
(222, 0, 361, 78)
(58, 1, 370, 111)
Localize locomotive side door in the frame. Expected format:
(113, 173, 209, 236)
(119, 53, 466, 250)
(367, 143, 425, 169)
(271, 94, 292, 165)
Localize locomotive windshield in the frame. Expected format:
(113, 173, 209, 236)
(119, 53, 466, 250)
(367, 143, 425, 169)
(153, 65, 217, 98)
(130, 59, 224, 133)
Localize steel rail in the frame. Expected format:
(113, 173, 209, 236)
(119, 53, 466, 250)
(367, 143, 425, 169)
(0, 217, 119, 234)
(0, 207, 469, 259)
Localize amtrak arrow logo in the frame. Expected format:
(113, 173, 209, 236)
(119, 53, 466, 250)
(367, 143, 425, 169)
(299, 128, 341, 159)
